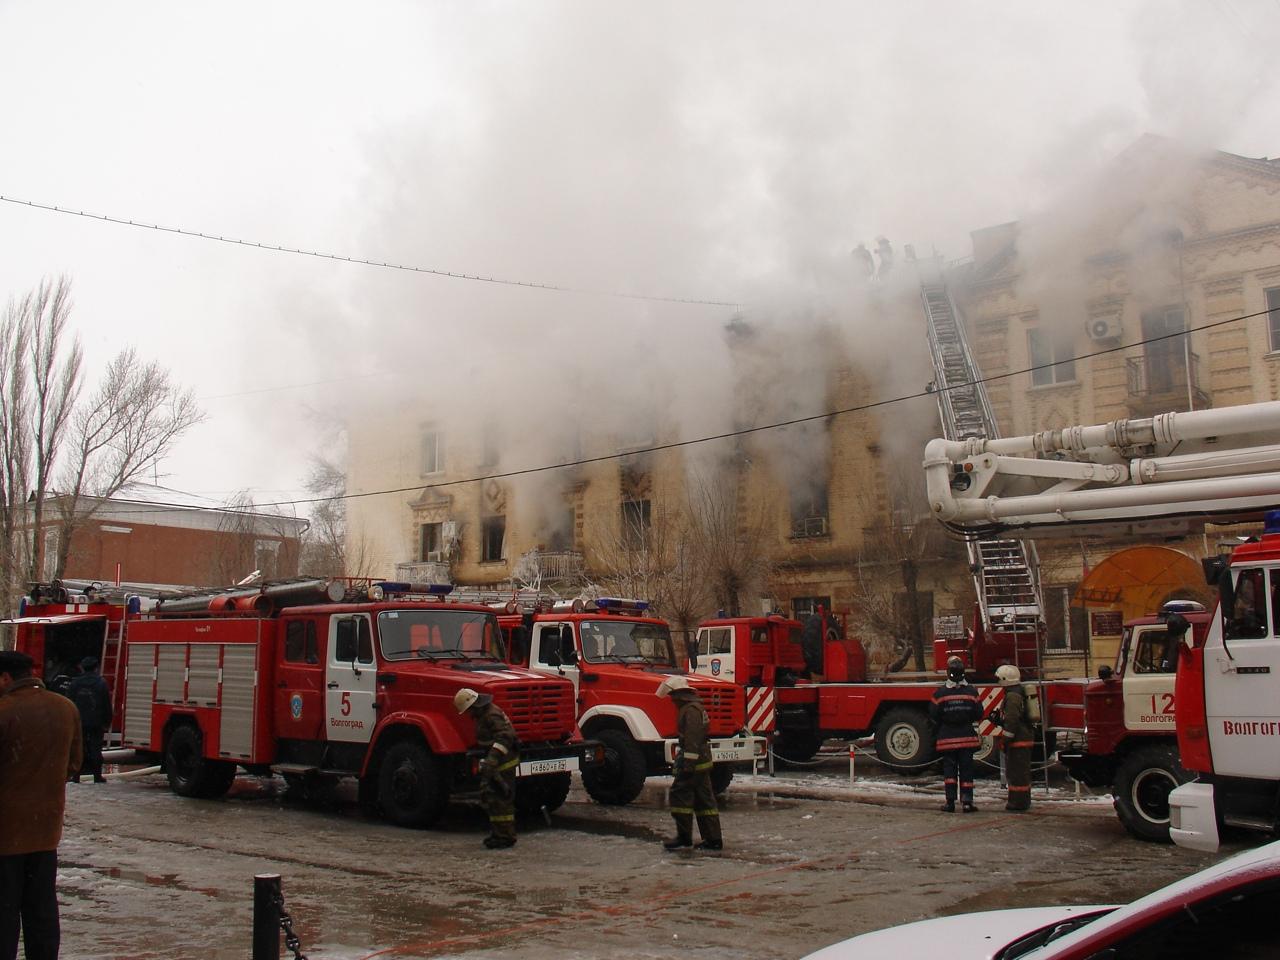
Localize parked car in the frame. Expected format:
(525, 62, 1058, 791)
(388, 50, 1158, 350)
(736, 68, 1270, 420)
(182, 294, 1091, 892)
(802, 839, 1280, 959)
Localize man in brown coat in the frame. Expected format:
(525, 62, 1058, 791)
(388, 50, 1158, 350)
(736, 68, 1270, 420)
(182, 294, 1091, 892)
(0, 650, 82, 960)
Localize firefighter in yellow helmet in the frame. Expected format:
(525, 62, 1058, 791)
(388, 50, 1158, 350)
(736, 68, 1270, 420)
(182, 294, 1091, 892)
(454, 688, 520, 848)
(995, 664, 1034, 812)
(657, 675, 722, 851)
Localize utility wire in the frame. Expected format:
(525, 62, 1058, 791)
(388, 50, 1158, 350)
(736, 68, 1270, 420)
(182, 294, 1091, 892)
(152, 303, 1276, 514)
(0, 194, 740, 308)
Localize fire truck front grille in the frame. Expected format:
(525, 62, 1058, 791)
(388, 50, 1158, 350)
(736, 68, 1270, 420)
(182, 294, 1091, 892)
(701, 687, 740, 737)
(494, 683, 573, 742)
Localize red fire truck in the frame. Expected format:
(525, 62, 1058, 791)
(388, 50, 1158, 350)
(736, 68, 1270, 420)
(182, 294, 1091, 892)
(7, 578, 600, 827)
(923, 398, 1280, 849)
(497, 597, 765, 805)
(691, 612, 1007, 771)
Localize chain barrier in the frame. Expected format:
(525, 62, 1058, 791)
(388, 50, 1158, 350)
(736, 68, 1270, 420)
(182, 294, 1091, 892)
(275, 892, 309, 960)
(771, 743, 1059, 774)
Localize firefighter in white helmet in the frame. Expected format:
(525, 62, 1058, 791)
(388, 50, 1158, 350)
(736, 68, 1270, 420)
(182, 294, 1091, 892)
(995, 664, 1033, 812)
(930, 656, 982, 813)
(454, 687, 520, 848)
(656, 675, 723, 851)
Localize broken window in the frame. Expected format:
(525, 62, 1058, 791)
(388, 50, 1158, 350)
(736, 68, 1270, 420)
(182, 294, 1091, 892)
(790, 485, 830, 538)
(791, 596, 831, 621)
(481, 515, 506, 563)
(1268, 287, 1280, 353)
(621, 499, 651, 550)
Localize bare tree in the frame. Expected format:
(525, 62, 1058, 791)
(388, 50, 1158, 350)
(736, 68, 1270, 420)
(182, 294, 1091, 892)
(21, 279, 82, 583)
(0, 309, 32, 619)
(847, 460, 967, 673)
(685, 465, 773, 618)
(52, 349, 202, 577)
(299, 456, 348, 577)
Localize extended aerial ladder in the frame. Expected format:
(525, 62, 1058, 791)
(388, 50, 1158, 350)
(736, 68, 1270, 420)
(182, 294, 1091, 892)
(919, 275, 1045, 669)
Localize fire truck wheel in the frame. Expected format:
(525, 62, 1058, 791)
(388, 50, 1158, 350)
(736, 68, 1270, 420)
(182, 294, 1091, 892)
(1113, 743, 1189, 843)
(581, 728, 647, 806)
(710, 763, 734, 796)
(164, 724, 237, 799)
(774, 731, 823, 765)
(515, 772, 572, 815)
(377, 740, 448, 828)
(874, 708, 936, 771)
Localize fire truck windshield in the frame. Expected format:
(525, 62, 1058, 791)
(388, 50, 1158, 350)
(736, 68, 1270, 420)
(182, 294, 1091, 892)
(377, 609, 505, 662)
(578, 619, 676, 666)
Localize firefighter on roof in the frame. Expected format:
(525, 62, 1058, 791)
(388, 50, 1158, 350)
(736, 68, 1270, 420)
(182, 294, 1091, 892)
(930, 656, 981, 813)
(996, 664, 1034, 812)
(657, 675, 723, 851)
(454, 688, 520, 849)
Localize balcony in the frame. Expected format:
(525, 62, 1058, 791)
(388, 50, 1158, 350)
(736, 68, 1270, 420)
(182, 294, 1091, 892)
(1125, 350, 1210, 418)
(395, 560, 452, 585)
(512, 549, 586, 587)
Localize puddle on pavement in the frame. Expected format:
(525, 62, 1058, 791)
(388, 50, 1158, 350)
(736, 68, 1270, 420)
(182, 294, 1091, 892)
(62, 861, 224, 898)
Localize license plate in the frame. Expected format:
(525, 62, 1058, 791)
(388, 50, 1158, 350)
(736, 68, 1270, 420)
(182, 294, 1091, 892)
(518, 756, 579, 777)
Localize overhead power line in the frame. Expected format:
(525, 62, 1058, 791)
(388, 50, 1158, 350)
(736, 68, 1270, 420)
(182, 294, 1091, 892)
(0, 193, 740, 308)
(162, 303, 1278, 514)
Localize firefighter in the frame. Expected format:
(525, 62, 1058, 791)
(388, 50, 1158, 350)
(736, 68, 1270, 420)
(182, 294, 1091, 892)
(996, 664, 1034, 812)
(930, 656, 981, 813)
(67, 657, 112, 783)
(453, 688, 519, 849)
(657, 675, 722, 851)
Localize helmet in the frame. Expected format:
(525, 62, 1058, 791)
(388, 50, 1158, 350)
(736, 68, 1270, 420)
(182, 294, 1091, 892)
(946, 656, 966, 682)
(995, 664, 1021, 686)
(453, 688, 480, 714)
(656, 675, 691, 698)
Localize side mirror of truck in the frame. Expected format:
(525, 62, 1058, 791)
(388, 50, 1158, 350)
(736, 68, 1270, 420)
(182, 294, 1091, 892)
(546, 649, 562, 668)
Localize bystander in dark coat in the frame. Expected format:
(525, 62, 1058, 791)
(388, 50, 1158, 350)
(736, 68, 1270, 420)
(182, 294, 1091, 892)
(0, 649, 83, 960)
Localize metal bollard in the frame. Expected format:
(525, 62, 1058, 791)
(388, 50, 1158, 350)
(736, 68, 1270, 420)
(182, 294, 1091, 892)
(253, 874, 282, 960)
(848, 742, 856, 786)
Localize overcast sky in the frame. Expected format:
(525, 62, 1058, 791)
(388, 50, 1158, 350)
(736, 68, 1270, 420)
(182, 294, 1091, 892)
(1, 1, 1277, 520)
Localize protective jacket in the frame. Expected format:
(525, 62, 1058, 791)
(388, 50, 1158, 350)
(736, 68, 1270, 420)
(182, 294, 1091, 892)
(1000, 686, 1034, 744)
(929, 681, 981, 751)
(676, 696, 712, 770)
(474, 702, 519, 772)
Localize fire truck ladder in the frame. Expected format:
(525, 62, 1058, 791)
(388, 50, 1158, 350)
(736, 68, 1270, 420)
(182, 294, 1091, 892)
(920, 278, 1045, 661)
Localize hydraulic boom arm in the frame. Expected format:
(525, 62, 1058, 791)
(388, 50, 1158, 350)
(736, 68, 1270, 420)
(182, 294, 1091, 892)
(924, 401, 1280, 538)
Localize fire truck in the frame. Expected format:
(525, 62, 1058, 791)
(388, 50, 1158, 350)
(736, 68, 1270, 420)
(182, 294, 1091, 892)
(494, 596, 765, 806)
(691, 612, 1007, 772)
(7, 577, 601, 827)
(693, 601, 1209, 840)
(923, 397, 1280, 848)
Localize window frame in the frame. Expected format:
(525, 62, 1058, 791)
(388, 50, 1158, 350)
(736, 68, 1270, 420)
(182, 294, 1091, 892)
(1267, 286, 1280, 353)
(421, 429, 443, 475)
(1027, 326, 1077, 387)
(480, 515, 506, 563)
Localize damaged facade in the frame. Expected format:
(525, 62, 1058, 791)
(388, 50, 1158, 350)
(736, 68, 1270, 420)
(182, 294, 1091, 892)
(345, 138, 1280, 672)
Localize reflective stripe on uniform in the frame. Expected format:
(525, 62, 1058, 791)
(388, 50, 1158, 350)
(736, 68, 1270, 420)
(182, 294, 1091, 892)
(694, 761, 713, 772)
(493, 742, 510, 755)
(1009, 741, 1035, 748)
(944, 778, 957, 785)
(1007, 785, 1031, 792)
(495, 755, 520, 772)
(696, 809, 719, 817)
(489, 814, 515, 822)
(670, 806, 694, 815)
(936, 737, 980, 750)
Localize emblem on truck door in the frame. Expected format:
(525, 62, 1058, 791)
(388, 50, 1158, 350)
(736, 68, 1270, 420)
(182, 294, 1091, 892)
(290, 694, 303, 720)
(711, 659, 721, 676)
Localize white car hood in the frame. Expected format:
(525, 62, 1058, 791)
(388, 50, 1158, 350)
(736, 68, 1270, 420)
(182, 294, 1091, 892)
(803, 905, 1114, 960)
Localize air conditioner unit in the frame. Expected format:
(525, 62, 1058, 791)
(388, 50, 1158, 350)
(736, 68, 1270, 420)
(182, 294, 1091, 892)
(424, 550, 444, 563)
(1087, 314, 1122, 342)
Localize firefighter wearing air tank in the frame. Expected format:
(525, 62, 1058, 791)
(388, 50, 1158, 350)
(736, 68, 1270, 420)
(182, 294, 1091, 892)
(996, 664, 1034, 812)
(658, 676, 723, 850)
(454, 688, 520, 849)
(930, 657, 981, 813)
